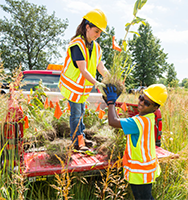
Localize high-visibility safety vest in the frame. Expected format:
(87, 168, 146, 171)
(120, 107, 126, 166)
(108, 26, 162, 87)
(122, 113, 161, 184)
(58, 36, 102, 103)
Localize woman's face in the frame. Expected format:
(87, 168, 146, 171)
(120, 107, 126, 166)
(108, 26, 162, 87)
(86, 25, 102, 43)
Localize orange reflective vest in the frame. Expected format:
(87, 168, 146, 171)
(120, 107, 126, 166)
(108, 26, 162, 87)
(58, 36, 102, 103)
(123, 113, 161, 184)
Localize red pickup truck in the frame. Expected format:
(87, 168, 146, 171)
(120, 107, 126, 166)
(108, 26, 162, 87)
(21, 68, 105, 107)
(0, 66, 176, 182)
(0, 66, 104, 108)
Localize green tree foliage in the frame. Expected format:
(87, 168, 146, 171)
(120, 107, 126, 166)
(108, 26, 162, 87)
(157, 77, 167, 85)
(166, 63, 178, 87)
(181, 78, 188, 88)
(128, 22, 168, 86)
(0, 0, 68, 71)
(184, 82, 188, 89)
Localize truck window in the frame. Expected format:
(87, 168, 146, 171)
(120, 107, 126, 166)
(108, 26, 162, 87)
(21, 74, 60, 92)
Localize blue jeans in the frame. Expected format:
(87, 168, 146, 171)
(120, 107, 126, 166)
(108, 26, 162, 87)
(130, 183, 154, 200)
(68, 100, 85, 146)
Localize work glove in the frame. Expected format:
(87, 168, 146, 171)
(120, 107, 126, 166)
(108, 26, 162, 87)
(95, 81, 106, 96)
(103, 84, 121, 105)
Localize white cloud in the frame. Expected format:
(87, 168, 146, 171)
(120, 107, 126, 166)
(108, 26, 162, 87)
(140, 4, 155, 15)
(100, 0, 134, 22)
(178, 58, 188, 64)
(156, 6, 168, 12)
(140, 4, 168, 15)
(58, 0, 93, 13)
(170, 0, 183, 3)
(156, 29, 188, 43)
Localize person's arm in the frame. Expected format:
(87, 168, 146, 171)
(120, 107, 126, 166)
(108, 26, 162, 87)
(71, 45, 97, 85)
(108, 104, 122, 128)
(97, 61, 110, 78)
(76, 60, 97, 85)
(108, 105, 139, 136)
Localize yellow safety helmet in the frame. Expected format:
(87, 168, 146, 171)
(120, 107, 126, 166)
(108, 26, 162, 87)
(83, 9, 107, 33)
(143, 84, 168, 106)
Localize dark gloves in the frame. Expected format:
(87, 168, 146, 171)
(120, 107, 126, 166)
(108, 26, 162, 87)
(102, 84, 121, 105)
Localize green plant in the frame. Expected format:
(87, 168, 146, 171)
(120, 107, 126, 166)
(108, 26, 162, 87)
(95, 147, 130, 200)
(103, 0, 147, 95)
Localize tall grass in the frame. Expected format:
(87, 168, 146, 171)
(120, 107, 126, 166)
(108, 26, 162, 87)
(152, 88, 188, 200)
(161, 88, 188, 153)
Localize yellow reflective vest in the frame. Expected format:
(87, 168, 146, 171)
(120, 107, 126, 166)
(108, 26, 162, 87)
(123, 113, 161, 184)
(58, 36, 102, 103)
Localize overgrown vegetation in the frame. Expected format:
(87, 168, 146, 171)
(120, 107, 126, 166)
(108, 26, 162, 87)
(0, 62, 188, 199)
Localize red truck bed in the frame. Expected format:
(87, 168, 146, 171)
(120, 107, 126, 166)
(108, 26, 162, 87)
(24, 146, 176, 179)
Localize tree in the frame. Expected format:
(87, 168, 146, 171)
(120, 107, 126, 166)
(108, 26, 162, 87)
(184, 81, 188, 89)
(181, 78, 188, 88)
(166, 63, 178, 87)
(158, 77, 167, 85)
(128, 22, 168, 86)
(0, 0, 68, 71)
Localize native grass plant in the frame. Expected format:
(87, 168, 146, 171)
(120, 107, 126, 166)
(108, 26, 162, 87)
(153, 157, 188, 200)
(161, 88, 188, 153)
(102, 0, 147, 95)
(89, 122, 126, 160)
(94, 146, 131, 200)
(151, 88, 188, 200)
(0, 67, 29, 199)
(50, 155, 74, 200)
(23, 84, 72, 163)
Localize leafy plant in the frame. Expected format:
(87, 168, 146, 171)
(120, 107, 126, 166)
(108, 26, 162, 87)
(103, 0, 148, 95)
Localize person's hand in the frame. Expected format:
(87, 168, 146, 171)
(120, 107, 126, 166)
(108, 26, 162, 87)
(103, 84, 121, 105)
(95, 81, 106, 96)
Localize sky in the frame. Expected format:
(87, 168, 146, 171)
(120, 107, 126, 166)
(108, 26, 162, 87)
(0, 0, 187, 82)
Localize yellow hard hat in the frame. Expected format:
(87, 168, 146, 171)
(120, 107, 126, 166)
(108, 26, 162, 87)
(83, 9, 107, 34)
(143, 84, 168, 106)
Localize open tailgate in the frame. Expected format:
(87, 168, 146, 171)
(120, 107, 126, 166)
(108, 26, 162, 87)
(23, 146, 177, 179)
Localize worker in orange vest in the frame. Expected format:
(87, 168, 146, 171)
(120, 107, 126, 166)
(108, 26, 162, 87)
(103, 84, 168, 200)
(59, 9, 110, 151)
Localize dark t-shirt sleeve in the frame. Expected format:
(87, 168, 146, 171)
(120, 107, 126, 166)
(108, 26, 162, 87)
(71, 45, 84, 68)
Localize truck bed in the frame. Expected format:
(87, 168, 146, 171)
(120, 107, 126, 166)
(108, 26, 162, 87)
(24, 146, 176, 180)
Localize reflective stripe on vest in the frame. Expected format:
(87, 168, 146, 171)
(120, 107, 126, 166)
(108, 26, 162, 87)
(58, 36, 102, 103)
(123, 114, 160, 184)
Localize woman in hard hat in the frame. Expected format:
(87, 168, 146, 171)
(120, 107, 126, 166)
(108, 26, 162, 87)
(59, 9, 110, 151)
(102, 84, 168, 200)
